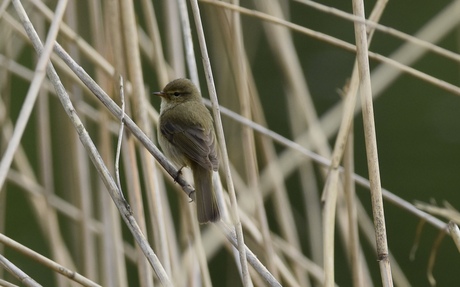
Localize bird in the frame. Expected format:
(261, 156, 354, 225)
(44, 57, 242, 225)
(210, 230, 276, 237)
(154, 78, 220, 224)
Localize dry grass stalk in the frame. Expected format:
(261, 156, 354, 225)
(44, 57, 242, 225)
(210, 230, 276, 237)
(0, 0, 459, 286)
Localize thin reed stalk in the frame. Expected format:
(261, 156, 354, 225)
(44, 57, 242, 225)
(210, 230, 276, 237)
(352, 0, 392, 285)
(1, 0, 459, 286)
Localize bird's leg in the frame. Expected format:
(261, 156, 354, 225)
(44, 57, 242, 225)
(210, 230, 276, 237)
(174, 165, 185, 182)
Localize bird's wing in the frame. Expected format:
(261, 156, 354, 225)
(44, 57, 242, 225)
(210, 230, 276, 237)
(161, 118, 218, 171)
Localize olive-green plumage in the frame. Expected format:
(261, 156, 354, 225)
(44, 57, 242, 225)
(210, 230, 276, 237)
(155, 78, 220, 224)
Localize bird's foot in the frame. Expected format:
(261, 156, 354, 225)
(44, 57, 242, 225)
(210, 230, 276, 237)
(174, 166, 185, 182)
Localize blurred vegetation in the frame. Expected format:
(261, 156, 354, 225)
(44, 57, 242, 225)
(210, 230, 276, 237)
(0, 0, 459, 286)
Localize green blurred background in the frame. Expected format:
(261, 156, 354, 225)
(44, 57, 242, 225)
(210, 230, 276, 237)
(2, 0, 460, 286)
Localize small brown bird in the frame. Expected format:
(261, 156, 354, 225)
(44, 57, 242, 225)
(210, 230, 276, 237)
(154, 78, 220, 224)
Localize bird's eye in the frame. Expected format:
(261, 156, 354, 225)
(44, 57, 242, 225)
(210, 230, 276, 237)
(173, 92, 180, 97)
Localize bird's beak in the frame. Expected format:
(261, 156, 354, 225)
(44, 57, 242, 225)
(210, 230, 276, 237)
(153, 91, 166, 98)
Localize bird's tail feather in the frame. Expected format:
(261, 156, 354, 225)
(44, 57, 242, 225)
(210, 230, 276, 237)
(192, 164, 220, 224)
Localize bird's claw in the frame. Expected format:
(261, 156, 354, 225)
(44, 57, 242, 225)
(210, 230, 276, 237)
(174, 166, 185, 183)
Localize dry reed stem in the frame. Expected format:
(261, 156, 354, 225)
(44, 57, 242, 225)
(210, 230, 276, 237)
(189, 0, 251, 286)
(0, 233, 101, 287)
(324, 0, 387, 284)
(120, 1, 161, 285)
(0, 254, 41, 287)
(99, 114, 129, 287)
(343, 131, 364, 287)
(188, 206, 213, 287)
(140, 0, 169, 86)
(0, 278, 19, 287)
(355, 201, 411, 286)
(322, 169, 339, 286)
(115, 76, 125, 191)
(352, 0, 392, 285)
(177, 0, 199, 83)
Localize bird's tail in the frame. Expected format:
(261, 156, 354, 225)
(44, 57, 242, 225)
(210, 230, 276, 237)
(192, 164, 220, 224)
